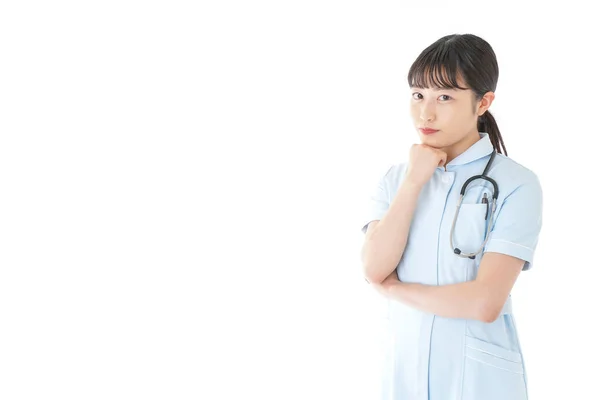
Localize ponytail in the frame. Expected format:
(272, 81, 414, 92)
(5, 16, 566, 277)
(478, 110, 507, 156)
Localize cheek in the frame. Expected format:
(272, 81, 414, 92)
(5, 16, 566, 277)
(441, 106, 469, 124)
(409, 104, 423, 122)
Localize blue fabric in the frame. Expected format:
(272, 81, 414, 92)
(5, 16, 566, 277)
(362, 132, 543, 399)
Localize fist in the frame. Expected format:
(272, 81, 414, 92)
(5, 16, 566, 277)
(405, 144, 447, 187)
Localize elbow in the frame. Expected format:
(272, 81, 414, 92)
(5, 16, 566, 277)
(361, 254, 381, 285)
(362, 263, 388, 285)
(361, 238, 388, 285)
(361, 256, 380, 284)
(363, 271, 384, 285)
(475, 300, 502, 323)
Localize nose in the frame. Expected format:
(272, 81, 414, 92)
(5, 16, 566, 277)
(420, 103, 435, 122)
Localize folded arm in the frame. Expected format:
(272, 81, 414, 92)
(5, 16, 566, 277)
(372, 252, 524, 322)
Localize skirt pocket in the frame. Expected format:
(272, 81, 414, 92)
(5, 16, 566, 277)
(462, 336, 527, 400)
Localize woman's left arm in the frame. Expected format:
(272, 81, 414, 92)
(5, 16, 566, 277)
(374, 252, 524, 322)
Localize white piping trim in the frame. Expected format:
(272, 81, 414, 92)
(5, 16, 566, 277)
(489, 239, 533, 251)
(465, 355, 524, 375)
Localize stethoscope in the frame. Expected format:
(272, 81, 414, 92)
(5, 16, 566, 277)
(450, 151, 498, 259)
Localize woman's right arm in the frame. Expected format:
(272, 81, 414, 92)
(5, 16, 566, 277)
(361, 143, 447, 284)
(361, 179, 423, 284)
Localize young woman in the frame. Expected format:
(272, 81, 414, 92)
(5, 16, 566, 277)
(360, 34, 543, 400)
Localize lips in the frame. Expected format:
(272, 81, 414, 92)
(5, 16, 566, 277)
(419, 128, 439, 134)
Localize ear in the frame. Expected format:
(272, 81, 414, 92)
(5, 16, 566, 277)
(477, 91, 496, 116)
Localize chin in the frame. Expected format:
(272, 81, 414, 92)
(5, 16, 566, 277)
(419, 134, 438, 144)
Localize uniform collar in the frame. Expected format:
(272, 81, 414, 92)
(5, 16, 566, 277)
(446, 132, 494, 167)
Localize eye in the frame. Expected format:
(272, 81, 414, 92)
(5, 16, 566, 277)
(439, 94, 452, 101)
(412, 92, 422, 100)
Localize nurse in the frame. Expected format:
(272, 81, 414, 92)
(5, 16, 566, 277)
(360, 34, 543, 400)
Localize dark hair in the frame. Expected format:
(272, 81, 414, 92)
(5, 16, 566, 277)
(407, 34, 507, 156)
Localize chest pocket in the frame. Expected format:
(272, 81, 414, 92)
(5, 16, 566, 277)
(453, 203, 488, 254)
(452, 184, 493, 255)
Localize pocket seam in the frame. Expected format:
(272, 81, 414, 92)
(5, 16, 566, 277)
(465, 335, 524, 374)
(465, 335, 522, 363)
(465, 354, 524, 375)
(465, 344, 521, 364)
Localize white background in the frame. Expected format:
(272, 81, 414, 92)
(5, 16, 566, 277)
(1, 2, 598, 399)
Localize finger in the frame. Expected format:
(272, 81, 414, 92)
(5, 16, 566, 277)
(438, 153, 447, 167)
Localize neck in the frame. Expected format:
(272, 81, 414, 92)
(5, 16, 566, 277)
(443, 130, 481, 166)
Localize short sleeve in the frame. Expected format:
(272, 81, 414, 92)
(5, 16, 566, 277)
(483, 175, 543, 270)
(360, 166, 392, 235)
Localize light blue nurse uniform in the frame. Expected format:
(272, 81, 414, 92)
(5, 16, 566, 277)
(361, 132, 543, 400)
